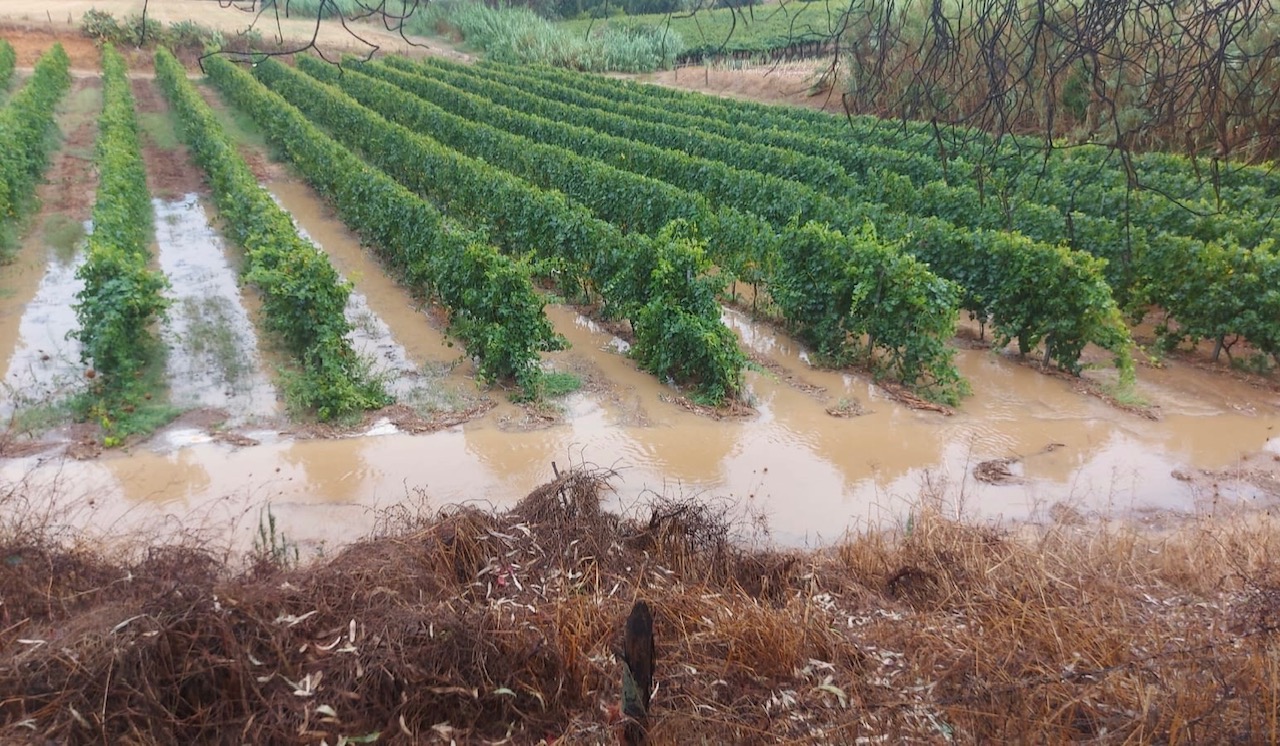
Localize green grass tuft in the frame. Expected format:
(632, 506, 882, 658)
(540, 370, 583, 398)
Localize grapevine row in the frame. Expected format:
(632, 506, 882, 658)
(72, 44, 169, 424)
(461, 59, 1268, 262)
(430, 57, 1143, 290)
(299, 57, 966, 402)
(1137, 233, 1280, 363)
(363, 57, 1133, 380)
(154, 49, 388, 421)
(478, 58, 1280, 364)
(0, 44, 70, 239)
(195, 53, 561, 398)
(0, 40, 14, 91)
(249, 57, 746, 404)
(424, 53, 1272, 321)
(489, 60, 1280, 205)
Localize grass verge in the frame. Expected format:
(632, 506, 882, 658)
(539, 370, 583, 398)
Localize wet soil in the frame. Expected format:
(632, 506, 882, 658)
(0, 76, 100, 426)
(151, 194, 279, 422)
(0, 23, 1275, 553)
(36, 76, 101, 216)
(131, 76, 204, 196)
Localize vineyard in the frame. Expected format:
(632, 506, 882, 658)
(418, 55, 1280, 378)
(1, 12, 1280, 743)
(0, 30, 1275, 438)
(246, 49, 1280, 406)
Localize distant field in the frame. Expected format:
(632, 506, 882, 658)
(560, 1, 849, 59)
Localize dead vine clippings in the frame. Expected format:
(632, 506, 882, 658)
(2, 468, 1280, 742)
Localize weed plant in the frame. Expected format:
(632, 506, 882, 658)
(418, 0, 684, 72)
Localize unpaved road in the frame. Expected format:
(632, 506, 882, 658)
(0, 0, 464, 67)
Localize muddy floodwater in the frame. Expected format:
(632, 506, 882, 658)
(2, 179, 1277, 552)
(268, 181, 470, 409)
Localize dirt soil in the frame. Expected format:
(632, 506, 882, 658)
(1, 0, 450, 69)
(631, 59, 847, 112)
(0, 25, 99, 68)
(131, 76, 205, 197)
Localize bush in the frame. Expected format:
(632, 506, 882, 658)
(626, 222, 746, 403)
(80, 10, 224, 51)
(0, 39, 16, 91)
(0, 44, 71, 244)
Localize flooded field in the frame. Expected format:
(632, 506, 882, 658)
(0, 85, 1276, 551)
(3, 174, 1277, 548)
(266, 180, 474, 409)
(0, 240, 87, 421)
(153, 194, 277, 423)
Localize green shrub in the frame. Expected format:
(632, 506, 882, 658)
(0, 44, 71, 244)
(72, 45, 172, 440)
(0, 40, 16, 91)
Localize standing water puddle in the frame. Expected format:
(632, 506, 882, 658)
(2, 180, 1277, 551)
(153, 194, 277, 424)
(0, 234, 89, 421)
(268, 185, 434, 405)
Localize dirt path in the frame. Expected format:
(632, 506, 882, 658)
(130, 76, 205, 197)
(189, 79, 288, 182)
(37, 77, 101, 220)
(0, 0, 449, 67)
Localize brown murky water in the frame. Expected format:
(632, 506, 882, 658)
(0, 77, 101, 423)
(2, 176, 1277, 552)
(267, 180, 481, 410)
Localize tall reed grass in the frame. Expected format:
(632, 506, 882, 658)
(416, 0, 684, 72)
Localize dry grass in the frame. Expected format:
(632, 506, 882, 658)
(1, 470, 1279, 743)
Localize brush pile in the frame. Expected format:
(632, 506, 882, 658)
(2, 468, 1280, 743)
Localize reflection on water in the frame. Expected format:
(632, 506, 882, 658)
(0, 257, 88, 419)
(2, 182, 1277, 550)
(153, 195, 277, 422)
